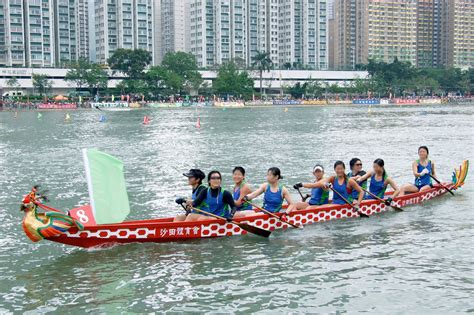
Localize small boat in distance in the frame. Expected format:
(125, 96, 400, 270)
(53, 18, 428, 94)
(92, 102, 131, 111)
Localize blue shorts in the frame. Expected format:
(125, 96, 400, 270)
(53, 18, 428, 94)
(415, 183, 433, 190)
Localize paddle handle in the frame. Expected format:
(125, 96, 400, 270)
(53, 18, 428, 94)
(361, 188, 384, 202)
(190, 207, 229, 222)
(247, 201, 301, 229)
(429, 174, 455, 195)
(296, 188, 306, 202)
(328, 186, 356, 209)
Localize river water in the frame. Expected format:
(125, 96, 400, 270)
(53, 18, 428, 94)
(0, 105, 473, 313)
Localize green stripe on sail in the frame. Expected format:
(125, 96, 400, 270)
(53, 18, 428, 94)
(83, 149, 130, 224)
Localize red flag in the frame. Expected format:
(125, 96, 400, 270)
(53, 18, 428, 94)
(196, 117, 201, 129)
(143, 116, 150, 125)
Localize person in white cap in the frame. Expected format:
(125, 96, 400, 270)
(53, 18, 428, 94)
(286, 164, 329, 214)
(173, 169, 207, 222)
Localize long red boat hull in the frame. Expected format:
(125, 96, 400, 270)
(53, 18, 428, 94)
(48, 184, 454, 248)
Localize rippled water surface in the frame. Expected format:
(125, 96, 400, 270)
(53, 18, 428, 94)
(1, 105, 473, 313)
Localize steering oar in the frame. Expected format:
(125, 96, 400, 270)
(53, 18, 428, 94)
(429, 174, 455, 196)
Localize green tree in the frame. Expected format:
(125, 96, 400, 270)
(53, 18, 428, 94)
(145, 66, 182, 98)
(161, 51, 203, 94)
(65, 59, 108, 95)
(107, 48, 152, 79)
(6, 76, 20, 89)
(287, 82, 307, 99)
(32, 74, 52, 97)
(213, 61, 254, 99)
(306, 80, 324, 98)
(251, 51, 273, 95)
(86, 64, 109, 95)
(65, 58, 90, 90)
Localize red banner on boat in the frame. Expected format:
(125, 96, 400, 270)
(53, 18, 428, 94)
(69, 205, 97, 227)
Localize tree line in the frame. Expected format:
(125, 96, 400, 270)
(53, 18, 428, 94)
(4, 50, 473, 101)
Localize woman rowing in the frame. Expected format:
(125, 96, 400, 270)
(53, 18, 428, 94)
(357, 159, 400, 202)
(244, 167, 293, 213)
(185, 170, 237, 222)
(393, 146, 437, 197)
(286, 164, 329, 214)
(348, 158, 367, 200)
(174, 169, 206, 222)
(315, 161, 364, 207)
(231, 167, 254, 217)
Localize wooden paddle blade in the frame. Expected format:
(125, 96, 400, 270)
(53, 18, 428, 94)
(236, 222, 271, 238)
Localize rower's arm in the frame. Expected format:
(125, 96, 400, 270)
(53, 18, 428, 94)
(223, 191, 236, 208)
(311, 177, 331, 188)
(303, 181, 324, 189)
(413, 160, 422, 177)
(235, 184, 252, 206)
(358, 170, 373, 183)
(349, 179, 364, 204)
(282, 187, 293, 205)
(386, 177, 400, 196)
(245, 183, 266, 200)
(192, 189, 207, 208)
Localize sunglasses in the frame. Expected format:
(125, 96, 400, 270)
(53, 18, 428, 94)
(210, 176, 221, 180)
(355, 163, 362, 166)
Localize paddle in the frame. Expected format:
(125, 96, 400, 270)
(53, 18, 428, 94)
(246, 201, 302, 229)
(328, 184, 369, 218)
(361, 187, 404, 212)
(428, 174, 455, 196)
(183, 205, 271, 238)
(295, 187, 310, 202)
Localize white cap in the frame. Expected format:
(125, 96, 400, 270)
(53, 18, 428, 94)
(313, 164, 324, 172)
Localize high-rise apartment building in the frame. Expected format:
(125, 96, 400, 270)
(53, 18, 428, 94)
(54, 0, 78, 64)
(278, 0, 328, 70)
(76, 0, 89, 59)
(0, 0, 55, 67)
(333, 0, 357, 69)
(440, 0, 474, 68)
(154, 0, 191, 65)
(416, 0, 436, 68)
(360, 0, 418, 65)
(333, 0, 473, 69)
(95, 0, 154, 64)
(0, 0, 91, 67)
(189, 0, 328, 69)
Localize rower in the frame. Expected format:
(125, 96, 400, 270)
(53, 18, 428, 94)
(244, 167, 293, 213)
(231, 167, 254, 217)
(320, 161, 364, 206)
(348, 158, 367, 200)
(173, 169, 206, 222)
(393, 146, 437, 197)
(358, 159, 400, 203)
(185, 171, 237, 222)
(287, 164, 329, 214)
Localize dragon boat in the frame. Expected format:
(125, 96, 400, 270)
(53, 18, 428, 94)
(20, 152, 468, 249)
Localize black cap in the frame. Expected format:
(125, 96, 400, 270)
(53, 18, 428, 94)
(183, 169, 206, 180)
